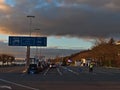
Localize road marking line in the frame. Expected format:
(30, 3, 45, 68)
(62, 67, 79, 75)
(43, 68, 50, 76)
(0, 85, 12, 89)
(67, 69, 79, 75)
(0, 78, 39, 90)
(57, 68, 63, 76)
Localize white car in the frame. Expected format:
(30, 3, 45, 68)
(49, 63, 57, 68)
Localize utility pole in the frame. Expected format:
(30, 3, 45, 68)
(26, 15, 35, 66)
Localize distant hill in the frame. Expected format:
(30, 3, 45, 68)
(66, 50, 91, 61)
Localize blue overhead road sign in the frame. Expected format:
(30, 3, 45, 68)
(8, 36, 47, 46)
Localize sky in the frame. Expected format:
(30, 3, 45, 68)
(0, 0, 120, 59)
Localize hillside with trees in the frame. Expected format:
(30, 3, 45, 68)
(72, 38, 120, 67)
(55, 38, 120, 67)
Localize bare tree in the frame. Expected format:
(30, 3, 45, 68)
(0, 54, 15, 66)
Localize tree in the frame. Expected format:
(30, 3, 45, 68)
(108, 38, 115, 45)
(0, 54, 15, 66)
(91, 38, 118, 67)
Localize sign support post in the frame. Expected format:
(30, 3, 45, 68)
(26, 46, 30, 67)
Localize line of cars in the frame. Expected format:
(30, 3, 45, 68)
(27, 61, 49, 74)
(27, 61, 58, 74)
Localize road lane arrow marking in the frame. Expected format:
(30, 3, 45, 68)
(0, 85, 12, 89)
(0, 78, 39, 90)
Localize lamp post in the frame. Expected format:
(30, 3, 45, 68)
(34, 28, 40, 36)
(27, 15, 35, 36)
(34, 28, 40, 56)
(26, 15, 35, 66)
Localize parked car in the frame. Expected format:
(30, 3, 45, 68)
(27, 64, 39, 74)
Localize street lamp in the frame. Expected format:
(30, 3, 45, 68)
(34, 28, 40, 36)
(34, 28, 40, 56)
(27, 15, 35, 36)
(26, 15, 35, 66)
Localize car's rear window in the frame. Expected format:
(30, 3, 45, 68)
(29, 64, 37, 68)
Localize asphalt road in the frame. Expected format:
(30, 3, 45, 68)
(0, 66, 120, 90)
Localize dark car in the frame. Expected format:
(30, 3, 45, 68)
(27, 64, 39, 74)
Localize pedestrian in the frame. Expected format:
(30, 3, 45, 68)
(89, 63, 93, 72)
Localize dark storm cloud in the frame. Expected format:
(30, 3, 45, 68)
(1, 0, 120, 38)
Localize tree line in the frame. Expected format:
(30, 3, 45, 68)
(0, 54, 15, 66)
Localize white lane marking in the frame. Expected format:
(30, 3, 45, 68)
(67, 69, 79, 75)
(62, 67, 79, 75)
(57, 68, 62, 76)
(0, 78, 39, 90)
(0, 85, 12, 89)
(43, 68, 50, 76)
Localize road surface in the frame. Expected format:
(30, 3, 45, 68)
(0, 66, 120, 90)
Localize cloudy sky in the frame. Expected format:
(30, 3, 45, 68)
(0, 0, 120, 58)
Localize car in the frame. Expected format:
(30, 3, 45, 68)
(49, 63, 57, 68)
(27, 64, 39, 74)
(38, 61, 49, 71)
